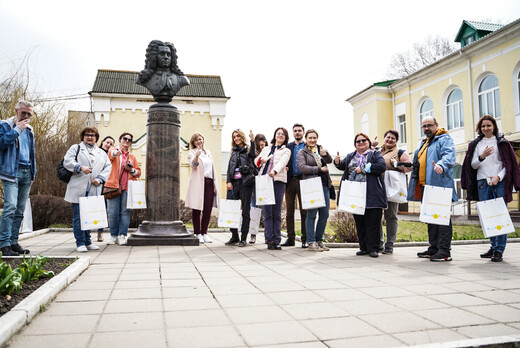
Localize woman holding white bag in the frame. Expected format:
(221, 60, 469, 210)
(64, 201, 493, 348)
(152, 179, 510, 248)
(461, 115, 520, 262)
(186, 132, 219, 244)
(379, 130, 412, 254)
(64, 127, 112, 252)
(255, 127, 291, 250)
(297, 129, 333, 252)
(335, 133, 387, 258)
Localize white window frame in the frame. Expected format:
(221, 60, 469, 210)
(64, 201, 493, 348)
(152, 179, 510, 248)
(446, 88, 464, 130)
(397, 114, 406, 144)
(478, 75, 501, 119)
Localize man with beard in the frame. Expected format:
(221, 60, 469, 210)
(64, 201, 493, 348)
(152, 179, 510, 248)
(408, 116, 457, 261)
(281, 123, 308, 248)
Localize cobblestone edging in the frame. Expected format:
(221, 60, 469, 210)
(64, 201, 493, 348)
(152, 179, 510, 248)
(0, 256, 90, 348)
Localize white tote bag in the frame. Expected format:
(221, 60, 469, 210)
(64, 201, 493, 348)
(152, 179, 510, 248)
(79, 195, 109, 230)
(255, 175, 276, 206)
(218, 199, 242, 228)
(300, 177, 326, 209)
(127, 180, 147, 209)
(476, 197, 515, 238)
(384, 171, 408, 204)
(240, 206, 262, 234)
(419, 185, 452, 226)
(337, 180, 366, 215)
(20, 198, 33, 233)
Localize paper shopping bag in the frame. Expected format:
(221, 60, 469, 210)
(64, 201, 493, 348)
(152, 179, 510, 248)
(239, 206, 262, 234)
(476, 197, 515, 238)
(300, 177, 326, 209)
(255, 175, 276, 206)
(419, 185, 452, 226)
(337, 180, 366, 215)
(218, 199, 242, 228)
(384, 171, 408, 204)
(127, 181, 147, 209)
(20, 198, 33, 233)
(79, 195, 109, 230)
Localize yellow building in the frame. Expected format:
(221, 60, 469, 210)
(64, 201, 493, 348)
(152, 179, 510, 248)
(87, 69, 230, 202)
(347, 19, 520, 215)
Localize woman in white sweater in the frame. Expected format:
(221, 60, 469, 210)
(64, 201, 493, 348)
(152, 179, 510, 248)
(255, 127, 291, 250)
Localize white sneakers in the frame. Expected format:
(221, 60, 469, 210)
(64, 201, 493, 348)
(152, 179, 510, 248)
(118, 235, 127, 245)
(107, 236, 119, 245)
(86, 244, 100, 250)
(76, 245, 88, 252)
(197, 234, 205, 243)
(203, 235, 212, 243)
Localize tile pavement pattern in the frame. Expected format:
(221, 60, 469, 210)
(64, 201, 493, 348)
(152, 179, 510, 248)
(7, 232, 520, 347)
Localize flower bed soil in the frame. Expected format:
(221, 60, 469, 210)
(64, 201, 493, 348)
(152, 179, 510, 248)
(0, 258, 74, 317)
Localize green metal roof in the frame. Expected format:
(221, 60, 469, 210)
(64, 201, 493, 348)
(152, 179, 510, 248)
(91, 69, 228, 98)
(373, 79, 398, 87)
(454, 20, 504, 43)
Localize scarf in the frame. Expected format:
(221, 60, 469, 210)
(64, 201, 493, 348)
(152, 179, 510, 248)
(355, 149, 369, 167)
(380, 144, 399, 170)
(308, 145, 322, 167)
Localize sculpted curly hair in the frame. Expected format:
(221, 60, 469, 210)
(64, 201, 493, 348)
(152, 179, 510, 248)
(137, 40, 184, 83)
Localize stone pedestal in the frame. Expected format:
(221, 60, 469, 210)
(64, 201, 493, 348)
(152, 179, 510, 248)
(127, 104, 198, 246)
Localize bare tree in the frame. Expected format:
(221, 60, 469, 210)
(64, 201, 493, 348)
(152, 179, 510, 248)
(386, 35, 458, 79)
(0, 53, 84, 201)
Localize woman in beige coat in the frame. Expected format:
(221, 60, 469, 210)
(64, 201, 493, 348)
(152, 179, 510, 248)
(255, 127, 291, 250)
(185, 132, 219, 243)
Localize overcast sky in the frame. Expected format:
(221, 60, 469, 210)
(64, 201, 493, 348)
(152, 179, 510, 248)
(1, 0, 519, 153)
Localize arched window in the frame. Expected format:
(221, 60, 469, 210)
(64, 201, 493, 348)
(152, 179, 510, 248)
(446, 89, 464, 130)
(361, 113, 369, 134)
(478, 75, 501, 118)
(419, 99, 434, 122)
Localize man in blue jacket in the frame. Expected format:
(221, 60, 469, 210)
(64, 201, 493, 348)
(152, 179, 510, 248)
(408, 116, 457, 262)
(0, 100, 36, 256)
(282, 123, 308, 248)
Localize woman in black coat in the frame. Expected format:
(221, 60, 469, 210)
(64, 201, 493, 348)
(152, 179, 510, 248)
(225, 129, 257, 246)
(335, 132, 387, 257)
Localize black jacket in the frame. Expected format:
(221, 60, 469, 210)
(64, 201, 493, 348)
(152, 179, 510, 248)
(226, 141, 256, 186)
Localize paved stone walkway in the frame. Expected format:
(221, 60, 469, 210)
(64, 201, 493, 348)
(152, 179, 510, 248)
(7, 232, 520, 347)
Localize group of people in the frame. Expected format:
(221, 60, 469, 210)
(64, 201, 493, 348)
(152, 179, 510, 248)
(1, 99, 518, 263)
(62, 129, 141, 252)
(185, 115, 519, 263)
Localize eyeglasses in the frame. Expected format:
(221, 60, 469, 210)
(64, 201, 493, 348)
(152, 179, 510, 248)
(21, 111, 33, 117)
(355, 139, 368, 144)
(422, 124, 435, 129)
(122, 137, 132, 142)
(84, 134, 97, 138)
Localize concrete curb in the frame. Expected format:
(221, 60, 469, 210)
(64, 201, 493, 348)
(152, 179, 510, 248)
(409, 334, 520, 347)
(0, 256, 90, 348)
(19, 228, 51, 241)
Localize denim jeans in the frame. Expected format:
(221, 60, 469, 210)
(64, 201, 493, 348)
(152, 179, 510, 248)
(72, 203, 92, 247)
(478, 179, 507, 253)
(107, 190, 130, 237)
(305, 185, 330, 244)
(0, 167, 32, 248)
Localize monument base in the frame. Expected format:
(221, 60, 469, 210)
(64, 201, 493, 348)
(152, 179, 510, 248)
(127, 221, 199, 246)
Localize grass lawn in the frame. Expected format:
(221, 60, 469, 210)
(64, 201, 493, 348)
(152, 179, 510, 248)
(288, 220, 520, 242)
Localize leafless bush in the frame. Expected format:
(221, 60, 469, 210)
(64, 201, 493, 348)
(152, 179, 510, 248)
(30, 195, 73, 230)
(325, 212, 359, 243)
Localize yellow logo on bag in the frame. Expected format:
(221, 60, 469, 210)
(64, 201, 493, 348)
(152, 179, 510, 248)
(311, 200, 315, 204)
(351, 204, 356, 209)
(259, 197, 263, 201)
(497, 225, 502, 230)
(433, 214, 439, 219)
(93, 220, 99, 225)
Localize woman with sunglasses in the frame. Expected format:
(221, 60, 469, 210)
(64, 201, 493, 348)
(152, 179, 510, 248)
(105, 132, 141, 246)
(297, 129, 333, 252)
(64, 127, 112, 252)
(225, 129, 257, 246)
(335, 133, 387, 258)
(462, 115, 520, 262)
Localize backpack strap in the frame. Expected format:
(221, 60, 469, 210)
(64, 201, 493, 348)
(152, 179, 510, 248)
(398, 149, 405, 159)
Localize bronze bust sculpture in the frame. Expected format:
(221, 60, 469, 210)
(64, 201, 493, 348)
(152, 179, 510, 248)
(136, 40, 190, 104)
